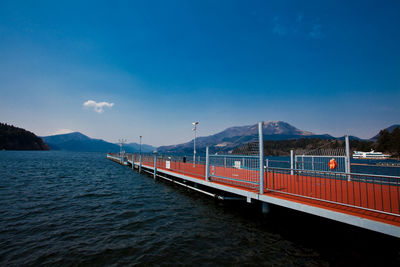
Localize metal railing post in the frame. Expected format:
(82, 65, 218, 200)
(154, 153, 157, 179)
(345, 135, 351, 181)
(131, 153, 134, 170)
(259, 122, 264, 194)
(290, 150, 294, 175)
(205, 147, 210, 182)
(311, 156, 314, 171)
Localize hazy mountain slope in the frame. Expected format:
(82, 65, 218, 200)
(42, 132, 154, 152)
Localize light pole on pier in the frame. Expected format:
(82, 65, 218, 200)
(192, 121, 199, 167)
(118, 138, 127, 164)
(139, 135, 142, 173)
(139, 136, 142, 154)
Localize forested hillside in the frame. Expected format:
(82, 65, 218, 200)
(0, 123, 49, 150)
(376, 128, 400, 157)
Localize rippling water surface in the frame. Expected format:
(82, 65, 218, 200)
(0, 151, 399, 266)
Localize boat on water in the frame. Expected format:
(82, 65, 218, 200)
(352, 150, 390, 160)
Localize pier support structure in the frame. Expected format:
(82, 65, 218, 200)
(262, 202, 270, 214)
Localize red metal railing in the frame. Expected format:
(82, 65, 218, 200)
(265, 167, 400, 216)
(140, 154, 154, 166)
(209, 155, 260, 191)
(156, 157, 206, 180)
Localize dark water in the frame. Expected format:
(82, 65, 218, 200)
(0, 151, 399, 266)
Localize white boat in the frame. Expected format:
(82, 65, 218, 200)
(352, 150, 390, 160)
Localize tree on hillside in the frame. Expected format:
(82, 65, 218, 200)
(376, 130, 390, 152)
(350, 139, 375, 152)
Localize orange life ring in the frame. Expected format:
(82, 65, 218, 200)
(329, 158, 337, 170)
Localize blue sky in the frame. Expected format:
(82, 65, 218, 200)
(0, 0, 399, 146)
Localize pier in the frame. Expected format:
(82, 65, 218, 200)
(107, 124, 400, 238)
(107, 152, 399, 238)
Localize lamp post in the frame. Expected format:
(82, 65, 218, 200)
(192, 121, 199, 167)
(139, 136, 142, 154)
(139, 136, 142, 173)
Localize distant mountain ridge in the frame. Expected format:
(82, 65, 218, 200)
(42, 132, 155, 152)
(157, 121, 337, 154)
(42, 132, 91, 144)
(125, 142, 156, 153)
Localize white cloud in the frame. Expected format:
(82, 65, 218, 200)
(83, 100, 114, 113)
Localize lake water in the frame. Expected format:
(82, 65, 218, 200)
(0, 151, 399, 266)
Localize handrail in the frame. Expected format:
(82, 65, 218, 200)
(266, 166, 400, 180)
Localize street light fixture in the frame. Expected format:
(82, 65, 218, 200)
(192, 121, 199, 167)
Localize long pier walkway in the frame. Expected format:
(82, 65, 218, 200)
(107, 153, 400, 238)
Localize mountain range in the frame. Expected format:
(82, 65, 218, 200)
(157, 121, 362, 154)
(41, 121, 397, 154)
(41, 132, 155, 153)
(3, 121, 396, 153)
